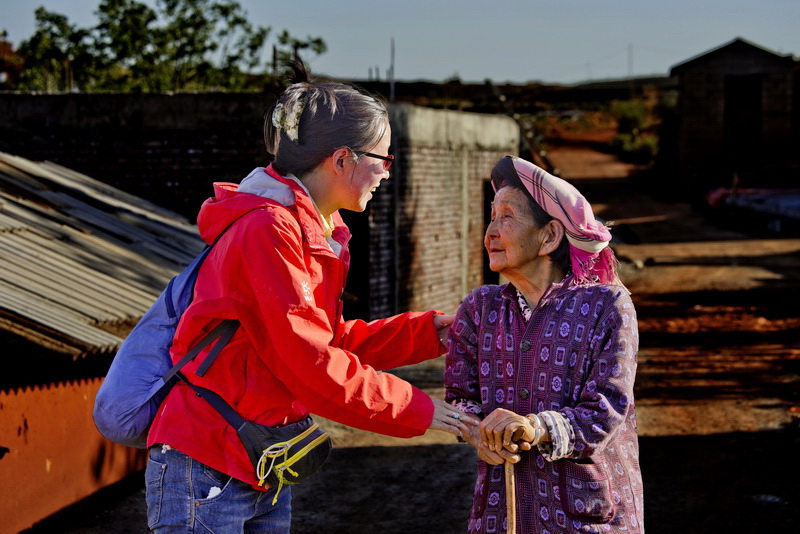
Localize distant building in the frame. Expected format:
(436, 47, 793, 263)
(670, 37, 799, 191)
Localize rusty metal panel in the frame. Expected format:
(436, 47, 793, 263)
(0, 379, 146, 534)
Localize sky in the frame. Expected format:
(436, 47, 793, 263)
(1, 0, 799, 85)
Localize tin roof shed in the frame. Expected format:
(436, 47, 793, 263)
(0, 151, 205, 361)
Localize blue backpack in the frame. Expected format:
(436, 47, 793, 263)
(92, 243, 239, 448)
(92, 209, 252, 449)
(93, 211, 333, 496)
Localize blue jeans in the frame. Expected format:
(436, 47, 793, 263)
(145, 445, 292, 533)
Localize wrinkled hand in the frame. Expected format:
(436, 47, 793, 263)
(427, 398, 481, 438)
(460, 420, 520, 465)
(480, 408, 536, 455)
(433, 314, 455, 346)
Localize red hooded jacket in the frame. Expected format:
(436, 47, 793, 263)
(148, 166, 441, 488)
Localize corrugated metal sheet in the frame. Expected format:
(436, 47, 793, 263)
(0, 151, 206, 357)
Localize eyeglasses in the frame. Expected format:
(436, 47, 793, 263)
(358, 152, 394, 171)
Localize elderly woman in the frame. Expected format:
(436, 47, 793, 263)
(445, 156, 643, 534)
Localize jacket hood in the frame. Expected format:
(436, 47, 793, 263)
(196, 165, 349, 251)
(196, 166, 300, 244)
(237, 166, 299, 206)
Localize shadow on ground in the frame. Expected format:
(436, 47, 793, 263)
(293, 430, 800, 534)
(26, 426, 799, 534)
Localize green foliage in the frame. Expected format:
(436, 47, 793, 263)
(12, 0, 326, 93)
(274, 29, 326, 79)
(610, 132, 659, 163)
(611, 99, 650, 135)
(609, 98, 662, 165)
(16, 7, 95, 92)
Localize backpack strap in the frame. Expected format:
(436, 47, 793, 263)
(157, 206, 264, 429)
(178, 375, 248, 431)
(161, 204, 294, 433)
(163, 205, 264, 381)
(194, 319, 239, 377)
(161, 318, 240, 384)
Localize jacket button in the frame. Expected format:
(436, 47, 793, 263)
(520, 340, 531, 351)
(519, 388, 530, 399)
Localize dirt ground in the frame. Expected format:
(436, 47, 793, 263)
(25, 138, 800, 534)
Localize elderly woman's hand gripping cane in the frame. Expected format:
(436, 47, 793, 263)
(480, 408, 549, 455)
(479, 409, 550, 533)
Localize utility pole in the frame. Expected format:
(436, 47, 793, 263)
(628, 43, 635, 98)
(628, 43, 634, 78)
(389, 37, 396, 103)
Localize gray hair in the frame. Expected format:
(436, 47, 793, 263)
(264, 81, 389, 178)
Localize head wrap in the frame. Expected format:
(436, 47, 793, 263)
(503, 157, 620, 286)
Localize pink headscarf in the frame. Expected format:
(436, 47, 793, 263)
(506, 157, 621, 286)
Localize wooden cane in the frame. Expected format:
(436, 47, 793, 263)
(505, 426, 528, 534)
(505, 460, 516, 533)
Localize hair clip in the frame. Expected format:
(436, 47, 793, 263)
(272, 95, 307, 144)
(271, 103, 285, 130)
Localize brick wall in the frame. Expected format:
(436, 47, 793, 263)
(0, 95, 519, 320)
(365, 104, 519, 318)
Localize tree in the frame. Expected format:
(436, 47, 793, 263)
(13, 0, 326, 92)
(273, 30, 327, 78)
(16, 7, 95, 92)
(91, 0, 162, 91)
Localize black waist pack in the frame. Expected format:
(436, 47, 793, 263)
(181, 362, 331, 503)
(238, 416, 332, 495)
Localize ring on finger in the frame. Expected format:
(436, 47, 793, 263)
(449, 412, 461, 420)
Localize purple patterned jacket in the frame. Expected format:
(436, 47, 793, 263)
(445, 279, 644, 534)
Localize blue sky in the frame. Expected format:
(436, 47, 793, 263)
(2, 0, 798, 84)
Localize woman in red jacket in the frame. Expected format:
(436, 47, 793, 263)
(145, 65, 479, 533)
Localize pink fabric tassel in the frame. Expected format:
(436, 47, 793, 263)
(569, 246, 621, 287)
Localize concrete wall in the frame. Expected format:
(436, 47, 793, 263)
(0, 93, 274, 219)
